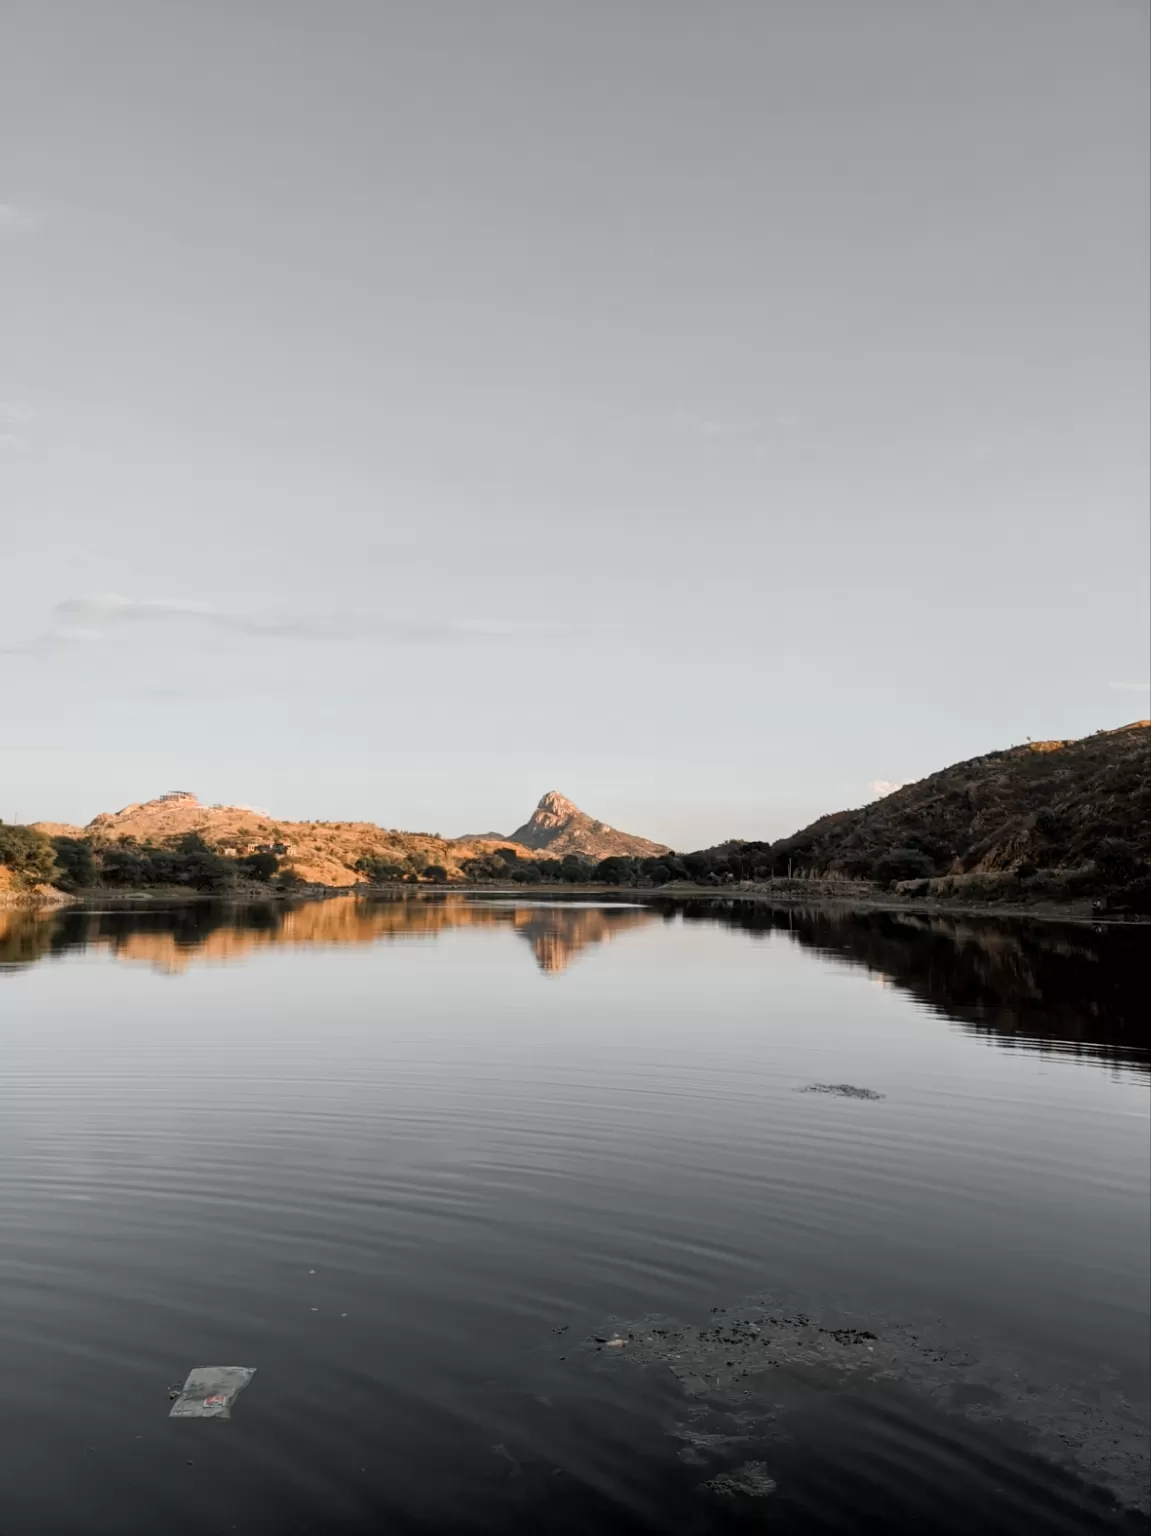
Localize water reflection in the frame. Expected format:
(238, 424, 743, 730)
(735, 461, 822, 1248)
(663, 899, 1150, 1069)
(0, 894, 656, 978)
(2, 893, 1147, 1533)
(3, 894, 1146, 1068)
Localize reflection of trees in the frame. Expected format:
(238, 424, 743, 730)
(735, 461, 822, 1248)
(5, 896, 1145, 1068)
(0, 896, 655, 977)
(657, 900, 1148, 1067)
(0, 908, 61, 970)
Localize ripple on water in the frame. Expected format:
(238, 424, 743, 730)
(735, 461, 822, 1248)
(0, 898, 1147, 1533)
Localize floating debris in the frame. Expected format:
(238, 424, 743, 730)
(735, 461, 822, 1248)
(579, 1296, 1150, 1515)
(701, 1461, 777, 1498)
(797, 1082, 885, 1100)
(169, 1366, 256, 1420)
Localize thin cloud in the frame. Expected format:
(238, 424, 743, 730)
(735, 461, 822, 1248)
(39, 593, 573, 649)
(868, 779, 909, 799)
(1109, 681, 1150, 692)
(0, 400, 33, 448)
(0, 202, 40, 234)
(668, 408, 770, 453)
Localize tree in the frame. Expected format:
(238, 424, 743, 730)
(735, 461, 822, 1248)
(560, 854, 594, 882)
(50, 836, 97, 890)
(422, 864, 449, 883)
(354, 855, 408, 883)
(95, 836, 235, 892)
(174, 831, 215, 856)
(872, 848, 935, 886)
(0, 824, 59, 884)
(237, 850, 279, 881)
(594, 856, 636, 885)
(1093, 838, 1140, 882)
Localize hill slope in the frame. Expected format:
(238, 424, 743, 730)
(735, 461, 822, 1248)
(25, 788, 668, 888)
(770, 722, 1150, 881)
(34, 792, 527, 887)
(505, 790, 670, 861)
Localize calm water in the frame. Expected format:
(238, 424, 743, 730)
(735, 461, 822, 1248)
(1, 896, 1147, 1534)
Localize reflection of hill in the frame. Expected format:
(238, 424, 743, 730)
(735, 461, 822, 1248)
(663, 899, 1149, 1068)
(5, 897, 1143, 1068)
(0, 896, 655, 977)
(507, 905, 653, 973)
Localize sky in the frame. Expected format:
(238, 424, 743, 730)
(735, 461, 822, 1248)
(1, 0, 1148, 847)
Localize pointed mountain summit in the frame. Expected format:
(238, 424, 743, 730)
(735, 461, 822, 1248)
(506, 790, 670, 862)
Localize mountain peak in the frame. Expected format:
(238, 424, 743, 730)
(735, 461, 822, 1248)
(507, 791, 669, 861)
(536, 790, 580, 818)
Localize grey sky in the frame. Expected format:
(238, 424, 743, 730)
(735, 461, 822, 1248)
(2, 1, 1148, 845)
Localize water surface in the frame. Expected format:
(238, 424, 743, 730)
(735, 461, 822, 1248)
(1, 896, 1147, 1533)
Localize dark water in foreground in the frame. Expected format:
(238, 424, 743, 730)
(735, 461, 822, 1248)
(1, 896, 1147, 1534)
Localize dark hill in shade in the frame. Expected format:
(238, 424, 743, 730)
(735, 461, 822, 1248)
(768, 721, 1150, 882)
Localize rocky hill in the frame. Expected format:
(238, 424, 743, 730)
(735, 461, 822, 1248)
(25, 787, 668, 890)
(33, 792, 527, 888)
(504, 790, 670, 861)
(770, 721, 1150, 887)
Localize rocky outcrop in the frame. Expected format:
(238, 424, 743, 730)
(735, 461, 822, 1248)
(506, 790, 670, 862)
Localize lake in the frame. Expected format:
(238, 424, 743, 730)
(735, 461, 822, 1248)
(1, 895, 1147, 1534)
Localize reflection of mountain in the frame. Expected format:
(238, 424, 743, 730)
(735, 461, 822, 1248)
(663, 899, 1149, 1068)
(508, 905, 652, 973)
(0, 896, 655, 978)
(4, 897, 1144, 1068)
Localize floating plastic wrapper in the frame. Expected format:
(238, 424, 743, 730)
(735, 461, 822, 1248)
(169, 1366, 256, 1419)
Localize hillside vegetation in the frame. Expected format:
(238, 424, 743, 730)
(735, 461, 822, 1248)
(524, 722, 1150, 909)
(770, 722, 1150, 881)
(9, 788, 666, 897)
(5, 725, 1147, 909)
(25, 793, 530, 892)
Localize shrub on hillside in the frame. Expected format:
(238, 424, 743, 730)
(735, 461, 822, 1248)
(1107, 876, 1151, 914)
(593, 856, 638, 885)
(872, 848, 936, 887)
(99, 838, 235, 892)
(236, 850, 279, 881)
(1092, 838, 1142, 883)
(50, 836, 98, 890)
(0, 824, 59, 885)
(560, 855, 596, 881)
(354, 855, 409, 883)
